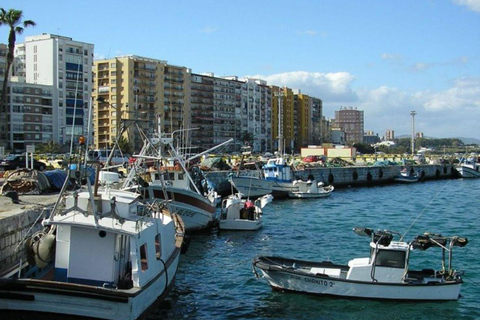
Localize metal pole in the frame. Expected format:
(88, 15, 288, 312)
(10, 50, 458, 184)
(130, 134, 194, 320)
(410, 111, 416, 156)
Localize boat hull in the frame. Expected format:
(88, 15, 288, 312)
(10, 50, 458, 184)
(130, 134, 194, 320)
(230, 176, 273, 197)
(253, 257, 462, 301)
(149, 186, 215, 232)
(0, 249, 181, 320)
(219, 218, 262, 230)
(288, 191, 332, 198)
(456, 165, 480, 178)
(393, 176, 419, 183)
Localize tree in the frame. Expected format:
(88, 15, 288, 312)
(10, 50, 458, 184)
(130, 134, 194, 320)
(35, 140, 63, 154)
(240, 131, 255, 149)
(0, 8, 36, 133)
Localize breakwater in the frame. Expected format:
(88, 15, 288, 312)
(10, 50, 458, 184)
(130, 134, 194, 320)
(205, 164, 458, 193)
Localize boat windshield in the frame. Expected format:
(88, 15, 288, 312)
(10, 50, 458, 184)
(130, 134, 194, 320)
(372, 249, 406, 268)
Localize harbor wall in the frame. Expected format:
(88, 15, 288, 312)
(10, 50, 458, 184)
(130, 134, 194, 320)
(205, 164, 458, 192)
(0, 208, 45, 273)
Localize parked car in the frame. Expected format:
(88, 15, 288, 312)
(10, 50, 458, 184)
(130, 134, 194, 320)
(0, 154, 47, 171)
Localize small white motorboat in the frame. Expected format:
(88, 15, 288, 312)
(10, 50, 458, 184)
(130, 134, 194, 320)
(219, 193, 273, 230)
(288, 179, 334, 198)
(394, 168, 420, 183)
(253, 227, 468, 301)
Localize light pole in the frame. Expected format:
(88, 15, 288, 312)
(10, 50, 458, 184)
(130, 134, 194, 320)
(410, 110, 416, 156)
(274, 89, 284, 155)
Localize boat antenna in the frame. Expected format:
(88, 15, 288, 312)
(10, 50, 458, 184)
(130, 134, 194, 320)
(400, 180, 451, 241)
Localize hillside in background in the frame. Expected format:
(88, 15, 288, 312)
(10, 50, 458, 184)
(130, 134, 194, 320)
(395, 135, 479, 145)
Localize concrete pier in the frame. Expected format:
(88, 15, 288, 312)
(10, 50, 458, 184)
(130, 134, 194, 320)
(204, 164, 458, 193)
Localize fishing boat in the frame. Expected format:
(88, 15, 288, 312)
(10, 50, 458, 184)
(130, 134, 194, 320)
(288, 179, 334, 198)
(393, 168, 420, 183)
(229, 146, 273, 198)
(123, 115, 231, 232)
(253, 227, 468, 301)
(263, 156, 298, 198)
(219, 193, 273, 231)
(0, 169, 185, 320)
(456, 157, 480, 178)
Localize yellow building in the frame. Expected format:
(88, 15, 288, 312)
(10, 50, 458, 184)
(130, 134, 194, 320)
(92, 55, 190, 151)
(271, 86, 295, 153)
(295, 91, 311, 149)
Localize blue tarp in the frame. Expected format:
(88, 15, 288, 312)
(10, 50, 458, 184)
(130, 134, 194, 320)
(44, 169, 68, 191)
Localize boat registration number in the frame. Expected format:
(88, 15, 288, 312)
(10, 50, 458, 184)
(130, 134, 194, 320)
(290, 274, 335, 287)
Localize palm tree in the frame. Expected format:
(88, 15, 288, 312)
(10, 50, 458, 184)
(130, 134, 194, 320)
(0, 8, 35, 139)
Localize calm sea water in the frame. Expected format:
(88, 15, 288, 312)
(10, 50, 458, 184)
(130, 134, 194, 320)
(149, 178, 480, 320)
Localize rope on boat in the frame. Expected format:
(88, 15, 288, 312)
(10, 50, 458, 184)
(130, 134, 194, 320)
(400, 179, 451, 241)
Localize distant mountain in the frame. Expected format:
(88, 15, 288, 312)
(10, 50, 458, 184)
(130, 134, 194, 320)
(457, 137, 480, 145)
(395, 135, 479, 145)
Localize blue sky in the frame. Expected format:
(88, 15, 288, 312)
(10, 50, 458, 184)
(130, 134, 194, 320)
(2, 0, 479, 139)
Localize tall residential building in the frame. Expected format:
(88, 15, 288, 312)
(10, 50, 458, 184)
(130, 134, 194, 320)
(21, 34, 94, 147)
(271, 86, 295, 153)
(93, 55, 191, 152)
(334, 107, 364, 144)
(9, 78, 54, 151)
(240, 78, 272, 153)
(310, 97, 323, 145)
(294, 90, 317, 149)
(0, 44, 7, 147)
(385, 129, 394, 140)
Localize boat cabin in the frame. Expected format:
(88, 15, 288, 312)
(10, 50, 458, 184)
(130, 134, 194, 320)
(347, 240, 409, 283)
(263, 157, 294, 182)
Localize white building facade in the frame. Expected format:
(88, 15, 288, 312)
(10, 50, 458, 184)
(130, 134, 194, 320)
(21, 34, 94, 147)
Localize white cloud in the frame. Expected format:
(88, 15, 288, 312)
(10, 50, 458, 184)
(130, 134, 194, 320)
(381, 53, 403, 61)
(249, 71, 480, 138)
(452, 0, 480, 13)
(200, 26, 217, 34)
(251, 71, 358, 102)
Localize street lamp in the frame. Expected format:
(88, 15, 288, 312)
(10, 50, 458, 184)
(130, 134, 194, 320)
(410, 111, 416, 156)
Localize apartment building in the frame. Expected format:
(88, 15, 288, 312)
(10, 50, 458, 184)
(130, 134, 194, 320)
(9, 79, 54, 151)
(334, 107, 364, 144)
(385, 129, 394, 141)
(240, 78, 272, 153)
(0, 44, 7, 147)
(93, 55, 191, 152)
(20, 34, 94, 147)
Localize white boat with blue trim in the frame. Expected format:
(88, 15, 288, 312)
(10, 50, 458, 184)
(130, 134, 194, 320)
(263, 156, 298, 198)
(456, 156, 480, 178)
(0, 170, 184, 320)
(253, 227, 468, 301)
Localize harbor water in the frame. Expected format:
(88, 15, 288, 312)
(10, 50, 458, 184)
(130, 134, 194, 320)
(150, 179, 480, 320)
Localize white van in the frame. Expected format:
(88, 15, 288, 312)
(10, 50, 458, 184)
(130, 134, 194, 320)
(88, 149, 130, 167)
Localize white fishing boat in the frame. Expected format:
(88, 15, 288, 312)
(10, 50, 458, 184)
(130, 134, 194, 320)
(253, 227, 468, 301)
(229, 146, 273, 198)
(456, 158, 480, 178)
(0, 169, 185, 320)
(263, 156, 298, 198)
(393, 168, 420, 183)
(123, 115, 231, 232)
(229, 174, 273, 198)
(288, 179, 334, 198)
(219, 193, 273, 230)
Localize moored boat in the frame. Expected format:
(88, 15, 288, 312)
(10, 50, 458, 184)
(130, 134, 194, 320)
(263, 156, 298, 198)
(288, 179, 334, 198)
(456, 158, 480, 178)
(253, 227, 468, 301)
(219, 193, 273, 230)
(393, 168, 420, 183)
(0, 169, 185, 320)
